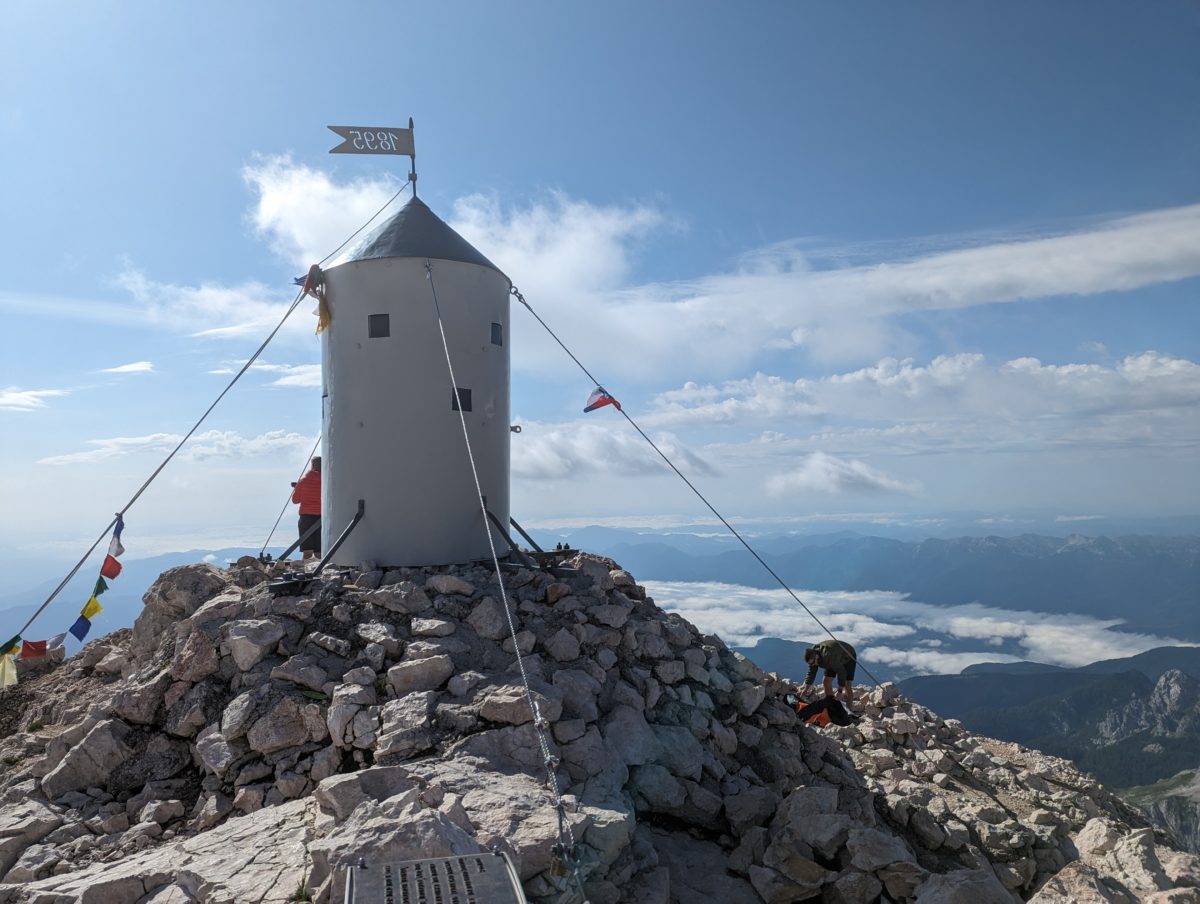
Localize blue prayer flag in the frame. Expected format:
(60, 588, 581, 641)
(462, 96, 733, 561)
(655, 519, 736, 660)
(69, 616, 91, 642)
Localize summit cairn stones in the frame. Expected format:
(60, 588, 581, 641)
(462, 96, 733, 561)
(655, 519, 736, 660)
(387, 654, 454, 695)
(245, 698, 318, 754)
(0, 552, 1196, 902)
(222, 620, 283, 671)
(426, 574, 474, 597)
(40, 720, 135, 800)
(467, 596, 508, 639)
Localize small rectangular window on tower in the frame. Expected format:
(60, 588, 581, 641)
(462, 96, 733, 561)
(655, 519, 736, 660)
(491, 322, 503, 346)
(452, 387, 472, 412)
(367, 313, 390, 338)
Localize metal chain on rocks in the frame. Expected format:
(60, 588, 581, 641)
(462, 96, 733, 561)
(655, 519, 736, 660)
(509, 285, 882, 689)
(425, 262, 590, 903)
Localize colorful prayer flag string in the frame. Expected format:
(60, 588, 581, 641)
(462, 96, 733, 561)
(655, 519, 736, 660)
(0, 517, 129, 690)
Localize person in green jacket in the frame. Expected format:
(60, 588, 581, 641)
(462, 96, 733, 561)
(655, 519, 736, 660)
(798, 639, 859, 706)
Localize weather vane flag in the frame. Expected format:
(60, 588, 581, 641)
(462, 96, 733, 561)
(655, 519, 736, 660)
(327, 118, 418, 195)
(327, 123, 414, 156)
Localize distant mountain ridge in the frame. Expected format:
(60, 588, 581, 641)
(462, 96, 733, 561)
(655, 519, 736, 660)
(541, 529, 1200, 640)
(960, 647, 1200, 683)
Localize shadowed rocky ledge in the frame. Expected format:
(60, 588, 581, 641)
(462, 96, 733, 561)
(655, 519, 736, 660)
(0, 553, 1196, 903)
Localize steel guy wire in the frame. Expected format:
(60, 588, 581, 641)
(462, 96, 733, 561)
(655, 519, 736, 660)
(260, 434, 323, 556)
(510, 285, 882, 689)
(427, 264, 590, 903)
(8, 190, 414, 646)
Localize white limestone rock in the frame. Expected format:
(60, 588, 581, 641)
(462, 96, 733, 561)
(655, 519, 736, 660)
(222, 619, 284, 671)
(387, 654, 455, 695)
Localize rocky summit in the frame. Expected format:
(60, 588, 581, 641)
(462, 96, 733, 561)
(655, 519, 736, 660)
(0, 553, 1196, 903)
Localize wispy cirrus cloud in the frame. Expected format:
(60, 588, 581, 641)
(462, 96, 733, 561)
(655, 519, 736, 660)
(449, 197, 1200, 378)
(0, 387, 68, 412)
(115, 266, 313, 341)
(38, 429, 312, 465)
(98, 361, 154, 374)
(16, 162, 1200, 377)
(255, 363, 321, 388)
(245, 162, 1200, 378)
(208, 362, 321, 388)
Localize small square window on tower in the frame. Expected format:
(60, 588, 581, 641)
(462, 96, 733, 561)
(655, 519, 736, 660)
(367, 313, 390, 338)
(491, 322, 503, 346)
(452, 387, 472, 412)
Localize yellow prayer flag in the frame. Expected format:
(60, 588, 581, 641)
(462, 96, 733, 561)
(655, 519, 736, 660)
(0, 654, 16, 689)
(81, 596, 103, 621)
(315, 291, 332, 335)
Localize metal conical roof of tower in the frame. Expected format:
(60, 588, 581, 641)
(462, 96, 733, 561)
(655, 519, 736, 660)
(349, 195, 505, 278)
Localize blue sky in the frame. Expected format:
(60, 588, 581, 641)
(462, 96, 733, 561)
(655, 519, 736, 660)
(2, 1, 1198, 571)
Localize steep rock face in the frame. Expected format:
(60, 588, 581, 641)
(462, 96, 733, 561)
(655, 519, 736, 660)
(0, 553, 1194, 903)
(1127, 770, 1200, 856)
(898, 660, 1200, 797)
(1095, 671, 1200, 745)
(1148, 793, 1200, 860)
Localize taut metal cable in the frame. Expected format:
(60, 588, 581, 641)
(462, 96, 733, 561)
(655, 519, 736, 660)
(318, 182, 411, 267)
(9, 285, 309, 643)
(259, 435, 323, 557)
(426, 263, 590, 903)
(7, 184, 416, 648)
(510, 285, 882, 689)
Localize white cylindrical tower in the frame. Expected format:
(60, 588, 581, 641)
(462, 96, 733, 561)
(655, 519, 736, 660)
(320, 196, 511, 567)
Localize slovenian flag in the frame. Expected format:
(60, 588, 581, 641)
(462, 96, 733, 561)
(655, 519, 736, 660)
(108, 514, 125, 558)
(583, 387, 621, 413)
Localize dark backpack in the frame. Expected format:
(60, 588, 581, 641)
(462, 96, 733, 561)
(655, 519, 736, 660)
(796, 696, 855, 727)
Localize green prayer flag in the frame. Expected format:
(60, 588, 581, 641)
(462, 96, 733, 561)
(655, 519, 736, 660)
(93, 577, 109, 596)
(0, 634, 20, 656)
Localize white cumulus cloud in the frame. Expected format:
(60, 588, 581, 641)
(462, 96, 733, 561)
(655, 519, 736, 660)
(645, 580, 1193, 677)
(766, 452, 915, 496)
(647, 351, 1200, 458)
(512, 421, 713, 480)
(242, 154, 406, 269)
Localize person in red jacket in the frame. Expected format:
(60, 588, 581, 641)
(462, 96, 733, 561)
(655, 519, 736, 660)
(291, 456, 322, 560)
